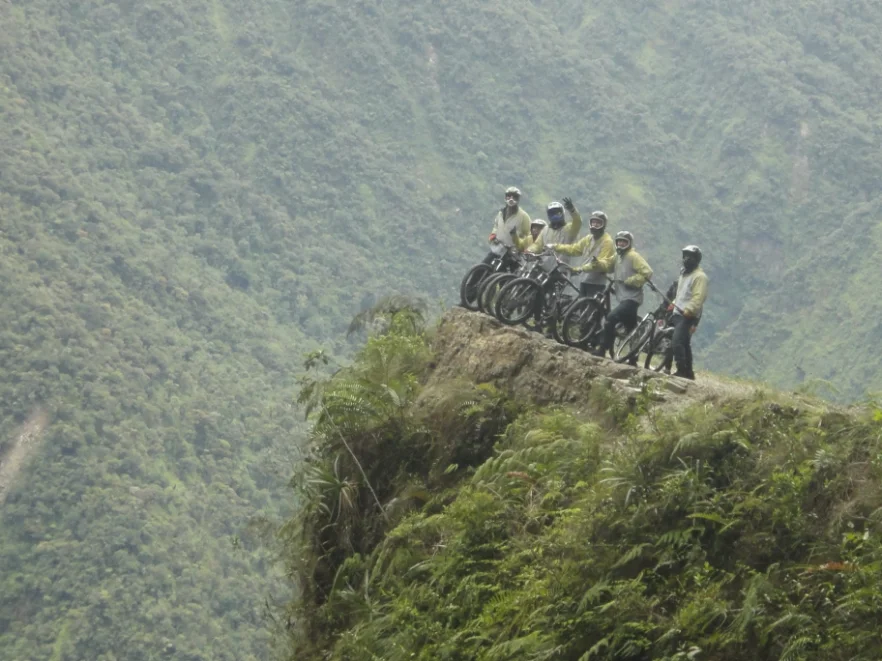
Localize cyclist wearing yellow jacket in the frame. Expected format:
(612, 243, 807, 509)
(512, 218, 548, 252)
(548, 211, 614, 297)
(594, 231, 653, 359)
(670, 245, 708, 380)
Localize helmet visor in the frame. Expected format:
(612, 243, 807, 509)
(589, 218, 605, 229)
(615, 239, 630, 250)
(548, 210, 565, 223)
(504, 192, 520, 200)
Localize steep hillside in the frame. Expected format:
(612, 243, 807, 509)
(3, 0, 882, 658)
(287, 307, 882, 660)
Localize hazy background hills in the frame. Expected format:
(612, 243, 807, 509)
(1, 0, 881, 658)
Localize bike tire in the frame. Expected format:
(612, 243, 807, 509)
(613, 317, 654, 364)
(561, 298, 605, 347)
(459, 263, 492, 311)
(478, 273, 515, 315)
(644, 333, 673, 373)
(495, 278, 543, 326)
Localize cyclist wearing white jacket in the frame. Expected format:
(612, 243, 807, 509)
(670, 245, 708, 380)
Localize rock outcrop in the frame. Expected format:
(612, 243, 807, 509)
(429, 308, 756, 410)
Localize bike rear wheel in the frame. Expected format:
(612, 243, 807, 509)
(478, 273, 515, 315)
(561, 298, 605, 347)
(495, 278, 543, 326)
(644, 332, 673, 372)
(459, 264, 492, 311)
(613, 317, 654, 364)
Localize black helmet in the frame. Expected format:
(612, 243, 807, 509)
(589, 211, 608, 232)
(546, 201, 566, 229)
(682, 244, 702, 272)
(615, 230, 634, 254)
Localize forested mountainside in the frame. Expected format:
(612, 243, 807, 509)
(2, 0, 882, 658)
(289, 307, 882, 660)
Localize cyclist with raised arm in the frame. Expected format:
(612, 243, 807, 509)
(528, 197, 582, 256)
(593, 231, 653, 359)
(670, 245, 708, 380)
(547, 210, 614, 298)
(486, 186, 531, 264)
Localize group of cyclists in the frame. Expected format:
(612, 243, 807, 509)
(479, 186, 708, 381)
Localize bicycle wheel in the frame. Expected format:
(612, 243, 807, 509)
(459, 264, 492, 311)
(613, 317, 654, 364)
(561, 298, 605, 347)
(478, 273, 515, 315)
(546, 294, 574, 343)
(645, 332, 673, 373)
(495, 278, 543, 325)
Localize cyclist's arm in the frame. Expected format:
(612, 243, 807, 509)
(566, 209, 582, 240)
(553, 235, 587, 256)
(624, 252, 653, 287)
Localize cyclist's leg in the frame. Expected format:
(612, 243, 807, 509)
(672, 315, 696, 379)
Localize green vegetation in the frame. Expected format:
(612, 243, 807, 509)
(3, 0, 882, 658)
(289, 308, 882, 660)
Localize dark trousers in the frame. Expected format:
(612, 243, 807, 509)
(482, 251, 497, 265)
(580, 282, 606, 298)
(672, 314, 697, 377)
(601, 300, 639, 353)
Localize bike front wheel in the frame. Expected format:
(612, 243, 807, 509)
(495, 278, 543, 326)
(561, 297, 605, 347)
(459, 263, 492, 311)
(613, 317, 654, 364)
(479, 273, 515, 315)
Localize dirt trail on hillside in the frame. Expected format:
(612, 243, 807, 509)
(0, 408, 49, 506)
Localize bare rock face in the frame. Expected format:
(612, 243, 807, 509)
(428, 308, 694, 407)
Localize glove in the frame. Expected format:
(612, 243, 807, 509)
(546, 243, 557, 250)
(683, 309, 695, 319)
(562, 196, 575, 212)
(489, 233, 497, 242)
(666, 304, 674, 312)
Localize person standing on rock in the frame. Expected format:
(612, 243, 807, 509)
(669, 245, 708, 380)
(485, 186, 531, 264)
(593, 231, 653, 359)
(547, 210, 615, 297)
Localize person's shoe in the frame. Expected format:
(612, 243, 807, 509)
(673, 370, 695, 381)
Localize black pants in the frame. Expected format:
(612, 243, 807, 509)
(600, 300, 639, 353)
(482, 251, 497, 265)
(580, 282, 605, 298)
(672, 314, 697, 378)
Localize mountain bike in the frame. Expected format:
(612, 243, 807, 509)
(493, 250, 579, 340)
(459, 241, 520, 311)
(612, 280, 682, 366)
(476, 254, 540, 314)
(559, 276, 615, 348)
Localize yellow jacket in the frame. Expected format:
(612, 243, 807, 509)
(614, 249, 653, 305)
(674, 267, 708, 318)
(553, 232, 615, 284)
